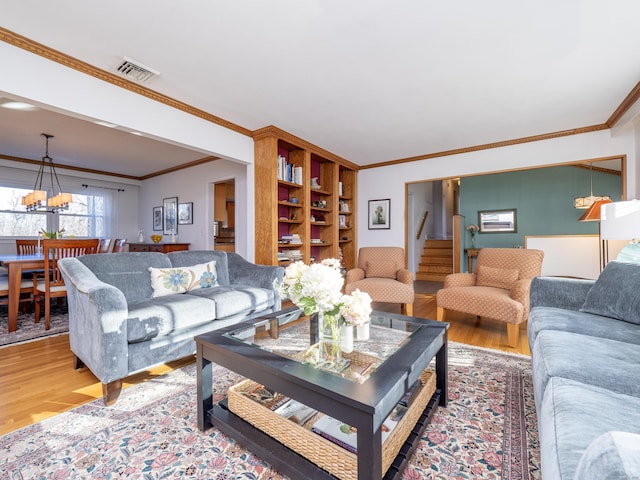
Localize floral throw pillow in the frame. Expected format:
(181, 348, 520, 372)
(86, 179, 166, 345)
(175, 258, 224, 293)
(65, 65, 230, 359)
(149, 260, 218, 297)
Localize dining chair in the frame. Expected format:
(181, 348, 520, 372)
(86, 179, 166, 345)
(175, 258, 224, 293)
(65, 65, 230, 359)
(111, 238, 127, 253)
(98, 238, 112, 253)
(33, 238, 100, 329)
(16, 239, 40, 254)
(0, 276, 33, 311)
(15, 238, 44, 279)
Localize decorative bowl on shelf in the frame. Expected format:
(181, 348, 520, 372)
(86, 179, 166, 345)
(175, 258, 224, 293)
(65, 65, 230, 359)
(150, 234, 163, 243)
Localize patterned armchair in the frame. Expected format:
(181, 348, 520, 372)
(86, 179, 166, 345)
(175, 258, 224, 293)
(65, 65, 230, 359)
(345, 247, 414, 315)
(436, 248, 544, 347)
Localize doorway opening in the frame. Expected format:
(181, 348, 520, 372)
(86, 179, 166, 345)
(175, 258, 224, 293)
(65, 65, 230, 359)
(213, 179, 235, 252)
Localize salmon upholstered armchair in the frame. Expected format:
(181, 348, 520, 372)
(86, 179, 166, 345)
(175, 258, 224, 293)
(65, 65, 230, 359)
(436, 248, 544, 347)
(345, 247, 414, 315)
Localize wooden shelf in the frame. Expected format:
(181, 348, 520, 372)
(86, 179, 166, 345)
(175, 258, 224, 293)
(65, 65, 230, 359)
(278, 180, 304, 189)
(278, 201, 303, 208)
(254, 127, 357, 268)
(310, 187, 332, 196)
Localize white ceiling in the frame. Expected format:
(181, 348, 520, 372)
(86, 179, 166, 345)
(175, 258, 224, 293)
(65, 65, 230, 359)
(2, 0, 640, 178)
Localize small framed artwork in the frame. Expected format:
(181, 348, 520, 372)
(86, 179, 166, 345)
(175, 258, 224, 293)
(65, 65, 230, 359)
(478, 209, 517, 233)
(368, 199, 391, 230)
(163, 197, 178, 235)
(178, 202, 193, 225)
(153, 206, 163, 231)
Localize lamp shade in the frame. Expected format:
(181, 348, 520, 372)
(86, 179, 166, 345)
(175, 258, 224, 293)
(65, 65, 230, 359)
(600, 200, 640, 240)
(579, 199, 612, 222)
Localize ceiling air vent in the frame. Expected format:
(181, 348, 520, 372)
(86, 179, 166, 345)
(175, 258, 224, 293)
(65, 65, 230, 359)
(115, 56, 160, 83)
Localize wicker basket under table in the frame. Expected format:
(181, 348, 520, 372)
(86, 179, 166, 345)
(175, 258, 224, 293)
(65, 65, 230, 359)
(228, 369, 436, 480)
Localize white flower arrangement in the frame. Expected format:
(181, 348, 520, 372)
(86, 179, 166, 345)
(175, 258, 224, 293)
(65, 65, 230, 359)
(275, 258, 372, 325)
(339, 289, 372, 326)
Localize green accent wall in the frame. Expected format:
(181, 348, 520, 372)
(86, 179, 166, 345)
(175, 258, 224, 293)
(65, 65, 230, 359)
(460, 165, 622, 259)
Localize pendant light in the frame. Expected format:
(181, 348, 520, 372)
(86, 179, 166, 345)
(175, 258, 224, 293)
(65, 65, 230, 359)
(21, 133, 73, 213)
(574, 163, 611, 209)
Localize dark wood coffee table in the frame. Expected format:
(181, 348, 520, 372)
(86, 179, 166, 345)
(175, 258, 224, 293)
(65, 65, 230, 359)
(196, 307, 448, 480)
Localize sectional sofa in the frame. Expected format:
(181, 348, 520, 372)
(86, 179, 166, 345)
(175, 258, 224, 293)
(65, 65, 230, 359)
(528, 261, 640, 479)
(59, 250, 284, 405)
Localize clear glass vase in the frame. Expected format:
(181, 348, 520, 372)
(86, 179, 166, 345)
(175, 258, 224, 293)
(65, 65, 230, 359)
(314, 311, 349, 371)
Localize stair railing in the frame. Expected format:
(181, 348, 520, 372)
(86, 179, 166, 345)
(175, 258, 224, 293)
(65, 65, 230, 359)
(416, 210, 428, 239)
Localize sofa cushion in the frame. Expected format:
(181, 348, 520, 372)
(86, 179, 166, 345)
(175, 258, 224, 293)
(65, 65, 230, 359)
(149, 260, 218, 297)
(437, 285, 524, 324)
(167, 250, 230, 286)
(127, 294, 216, 343)
(538, 377, 640, 480)
(365, 260, 397, 278)
(476, 265, 519, 290)
(580, 261, 640, 324)
(187, 284, 274, 318)
(77, 252, 171, 304)
(346, 277, 414, 304)
(532, 330, 640, 413)
(528, 306, 640, 346)
(574, 431, 640, 480)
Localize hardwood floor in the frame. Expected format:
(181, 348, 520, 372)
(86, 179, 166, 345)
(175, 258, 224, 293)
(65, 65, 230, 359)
(0, 294, 530, 436)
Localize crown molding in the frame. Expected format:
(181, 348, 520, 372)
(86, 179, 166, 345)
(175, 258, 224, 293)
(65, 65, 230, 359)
(139, 156, 221, 180)
(0, 153, 220, 182)
(2, 26, 637, 175)
(360, 124, 610, 170)
(0, 154, 140, 180)
(0, 27, 253, 138)
(606, 81, 640, 128)
(253, 125, 360, 170)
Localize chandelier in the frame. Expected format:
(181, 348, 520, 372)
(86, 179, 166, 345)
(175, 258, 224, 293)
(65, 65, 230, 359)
(21, 133, 73, 213)
(573, 163, 611, 209)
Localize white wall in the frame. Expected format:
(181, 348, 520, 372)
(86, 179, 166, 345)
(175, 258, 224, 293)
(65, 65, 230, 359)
(138, 159, 254, 259)
(357, 127, 638, 249)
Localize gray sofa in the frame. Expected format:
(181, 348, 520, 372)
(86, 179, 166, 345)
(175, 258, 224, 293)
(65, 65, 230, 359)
(59, 250, 284, 405)
(528, 261, 640, 479)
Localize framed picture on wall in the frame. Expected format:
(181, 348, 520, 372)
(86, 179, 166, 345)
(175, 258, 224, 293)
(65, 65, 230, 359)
(153, 206, 163, 231)
(368, 199, 391, 229)
(178, 202, 193, 225)
(478, 209, 517, 233)
(163, 197, 178, 234)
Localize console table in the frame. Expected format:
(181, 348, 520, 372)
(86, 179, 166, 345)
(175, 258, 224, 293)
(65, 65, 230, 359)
(126, 242, 189, 253)
(466, 248, 481, 272)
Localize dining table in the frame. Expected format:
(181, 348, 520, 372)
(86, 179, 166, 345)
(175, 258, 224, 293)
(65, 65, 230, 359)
(0, 253, 45, 333)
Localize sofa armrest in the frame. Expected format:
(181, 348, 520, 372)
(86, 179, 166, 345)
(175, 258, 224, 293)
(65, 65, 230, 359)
(529, 276, 594, 312)
(58, 257, 129, 384)
(226, 252, 285, 309)
(396, 268, 413, 285)
(444, 272, 476, 288)
(574, 431, 640, 480)
(346, 268, 365, 284)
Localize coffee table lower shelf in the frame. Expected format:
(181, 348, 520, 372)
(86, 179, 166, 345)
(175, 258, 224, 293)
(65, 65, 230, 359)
(208, 389, 441, 480)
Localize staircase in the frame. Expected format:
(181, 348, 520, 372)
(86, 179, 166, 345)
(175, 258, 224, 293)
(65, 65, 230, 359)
(415, 239, 453, 282)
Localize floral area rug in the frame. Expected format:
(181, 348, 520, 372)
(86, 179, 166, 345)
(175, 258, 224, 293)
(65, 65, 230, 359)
(0, 304, 69, 347)
(0, 343, 540, 479)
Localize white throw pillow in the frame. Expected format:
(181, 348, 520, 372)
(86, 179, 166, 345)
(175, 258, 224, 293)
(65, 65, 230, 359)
(149, 260, 218, 297)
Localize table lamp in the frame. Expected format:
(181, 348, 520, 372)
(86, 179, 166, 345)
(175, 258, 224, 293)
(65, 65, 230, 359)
(600, 199, 640, 264)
